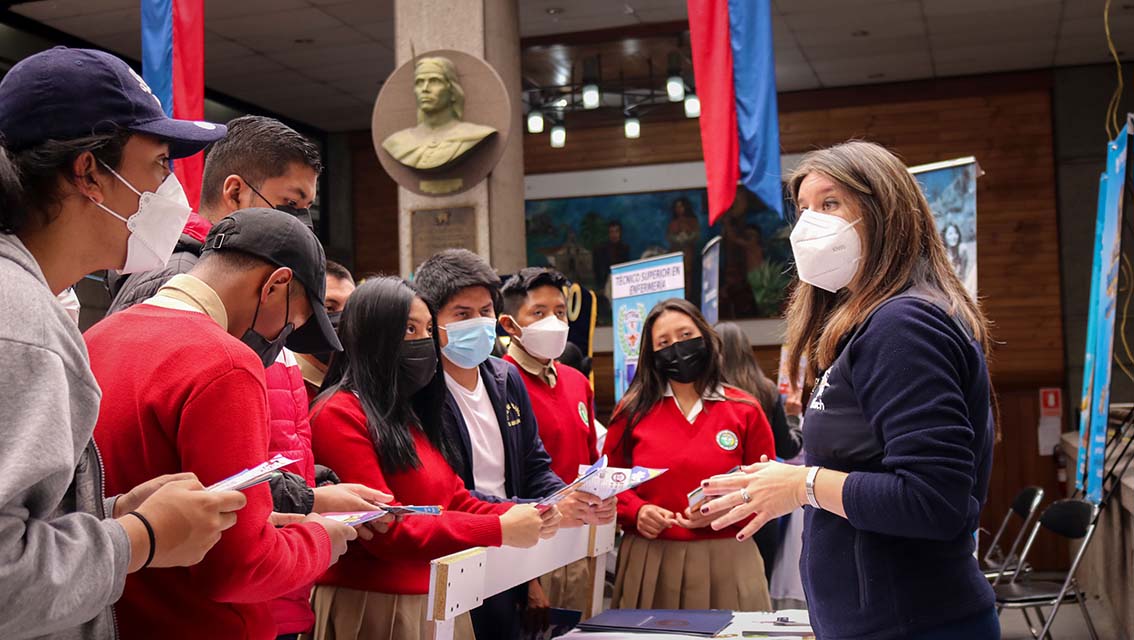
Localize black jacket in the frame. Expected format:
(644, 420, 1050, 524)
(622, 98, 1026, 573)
(105, 234, 203, 315)
(442, 356, 565, 502)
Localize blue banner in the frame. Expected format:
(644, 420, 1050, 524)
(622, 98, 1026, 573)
(728, 0, 782, 217)
(610, 253, 685, 402)
(1077, 174, 1107, 492)
(701, 237, 721, 326)
(1085, 124, 1129, 503)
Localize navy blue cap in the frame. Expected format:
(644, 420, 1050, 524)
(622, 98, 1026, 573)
(203, 208, 342, 354)
(0, 47, 226, 159)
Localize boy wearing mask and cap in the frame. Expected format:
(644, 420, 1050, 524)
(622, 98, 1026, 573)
(414, 250, 606, 640)
(87, 209, 373, 640)
(499, 268, 616, 616)
(0, 46, 251, 639)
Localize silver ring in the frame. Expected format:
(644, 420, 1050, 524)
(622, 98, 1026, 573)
(740, 488, 752, 504)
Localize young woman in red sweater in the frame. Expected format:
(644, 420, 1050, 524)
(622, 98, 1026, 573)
(604, 298, 775, 611)
(309, 276, 556, 640)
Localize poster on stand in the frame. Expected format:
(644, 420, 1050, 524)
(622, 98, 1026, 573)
(701, 236, 722, 326)
(610, 253, 685, 402)
(909, 157, 981, 295)
(1084, 123, 1129, 503)
(1077, 174, 1109, 494)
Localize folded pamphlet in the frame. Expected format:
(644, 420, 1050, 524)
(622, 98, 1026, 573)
(207, 454, 300, 492)
(575, 460, 667, 501)
(687, 465, 742, 509)
(323, 505, 442, 526)
(537, 456, 607, 511)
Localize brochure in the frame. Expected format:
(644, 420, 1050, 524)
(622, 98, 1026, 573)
(575, 461, 667, 501)
(207, 454, 300, 492)
(537, 456, 608, 511)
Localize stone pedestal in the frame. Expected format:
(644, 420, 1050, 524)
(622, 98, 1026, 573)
(392, 0, 525, 276)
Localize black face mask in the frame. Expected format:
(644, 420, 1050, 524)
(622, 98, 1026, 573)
(399, 337, 438, 396)
(243, 178, 314, 230)
(241, 283, 294, 368)
(310, 311, 344, 365)
(653, 336, 709, 384)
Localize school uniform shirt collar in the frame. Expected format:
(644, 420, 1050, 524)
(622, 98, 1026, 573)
(145, 274, 229, 330)
(663, 383, 727, 423)
(507, 340, 557, 388)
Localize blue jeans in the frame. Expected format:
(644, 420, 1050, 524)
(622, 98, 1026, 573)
(907, 608, 1000, 640)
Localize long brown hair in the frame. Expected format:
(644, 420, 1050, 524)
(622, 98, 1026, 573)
(784, 141, 991, 387)
(716, 321, 779, 418)
(612, 298, 725, 456)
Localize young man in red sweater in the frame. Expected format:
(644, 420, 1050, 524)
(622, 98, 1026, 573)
(499, 267, 617, 615)
(88, 209, 364, 640)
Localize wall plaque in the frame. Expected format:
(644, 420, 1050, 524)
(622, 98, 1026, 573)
(411, 207, 478, 268)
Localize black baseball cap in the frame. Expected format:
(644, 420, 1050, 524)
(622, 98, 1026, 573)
(0, 47, 226, 158)
(203, 208, 342, 354)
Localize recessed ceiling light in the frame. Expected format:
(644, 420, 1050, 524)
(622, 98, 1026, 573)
(851, 29, 870, 37)
(546, 7, 565, 15)
(294, 37, 314, 44)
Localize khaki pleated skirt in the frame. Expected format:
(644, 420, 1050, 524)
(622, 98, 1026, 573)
(539, 557, 594, 616)
(307, 584, 476, 640)
(612, 534, 772, 611)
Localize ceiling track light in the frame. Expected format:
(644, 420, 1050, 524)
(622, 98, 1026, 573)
(624, 116, 641, 139)
(550, 124, 566, 148)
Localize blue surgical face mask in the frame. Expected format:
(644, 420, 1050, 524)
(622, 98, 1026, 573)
(440, 316, 497, 369)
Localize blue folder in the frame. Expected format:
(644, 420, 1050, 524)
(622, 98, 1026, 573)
(576, 609, 733, 636)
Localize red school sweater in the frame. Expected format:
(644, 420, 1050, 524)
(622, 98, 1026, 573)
(503, 355, 599, 483)
(310, 391, 511, 594)
(602, 386, 775, 541)
(86, 305, 332, 640)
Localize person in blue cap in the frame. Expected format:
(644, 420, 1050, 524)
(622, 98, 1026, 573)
(0, 47, 247, 639)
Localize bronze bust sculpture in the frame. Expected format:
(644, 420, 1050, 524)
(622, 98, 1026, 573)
(381, 56, 497, 171)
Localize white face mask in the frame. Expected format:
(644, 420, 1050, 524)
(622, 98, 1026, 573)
(90, 162, 192, 274)
(56, 286, 81, 324)
(510, 314, 570, 361)
(789, 209, 863, 293)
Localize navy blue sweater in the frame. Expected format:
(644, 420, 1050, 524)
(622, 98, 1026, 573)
(801, 295, 995, 640)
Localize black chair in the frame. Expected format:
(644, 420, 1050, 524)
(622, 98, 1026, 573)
(994, 498, 1100, 640)
(981, 486, 1044, 583)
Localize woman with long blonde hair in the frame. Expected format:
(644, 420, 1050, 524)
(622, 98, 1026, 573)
(700, 141, 998, 639)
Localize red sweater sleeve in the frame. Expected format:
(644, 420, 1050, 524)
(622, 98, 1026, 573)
(311, 396, 505, 563)
(179, 369, 332, 603)
(602, 414, 649, 531)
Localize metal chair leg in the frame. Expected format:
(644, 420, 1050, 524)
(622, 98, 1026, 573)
(1075, 590, 1100, 640)
(1020, 608, 1039, 639)
(1034, 606, 1054, 640)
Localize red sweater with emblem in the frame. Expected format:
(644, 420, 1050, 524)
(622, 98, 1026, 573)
(503, 355, 599, 483)
(602, 386, 775, 541)
(86, 305, 332, 640)
(310, 391, 511, 594)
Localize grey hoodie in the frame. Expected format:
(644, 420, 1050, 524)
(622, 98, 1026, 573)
(0, 233, 129, 639)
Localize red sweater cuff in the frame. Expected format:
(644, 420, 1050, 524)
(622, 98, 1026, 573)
(292, 521, 333, 569)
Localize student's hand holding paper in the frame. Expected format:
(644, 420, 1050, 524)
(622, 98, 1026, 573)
(636, 504, 676, 539)
(303, 513, 359, 563)
(128, 478, 247, 571)
(313, 483, 393, 513)
(500, 504, 543, 548)
(594, 496, 617, 524)
(539, 504, 563, 539)
(114, 472, 199, 517)
(557, 490, 602, 527)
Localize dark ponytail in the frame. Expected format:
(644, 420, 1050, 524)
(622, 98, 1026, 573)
(0, 129, 132, 235)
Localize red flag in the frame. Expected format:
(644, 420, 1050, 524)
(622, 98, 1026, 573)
(687, 0, 739, 224)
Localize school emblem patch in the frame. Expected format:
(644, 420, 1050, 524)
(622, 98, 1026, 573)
(716, 429, 739, 451)
(578, 402, 589, 425)
(505, 402, 522, 428)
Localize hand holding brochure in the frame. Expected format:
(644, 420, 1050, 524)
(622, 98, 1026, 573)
(207, 454, 300, 492)
(537, 456, 607, 511)
(574, 459, 667, 501)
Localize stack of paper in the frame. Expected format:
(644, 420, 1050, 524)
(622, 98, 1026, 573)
(207, 454, 300, 492)
(537, 456, 608, 510)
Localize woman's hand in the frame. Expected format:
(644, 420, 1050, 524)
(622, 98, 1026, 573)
(635, 504, 676, 539)
(699, 455, 808, 541)
(673, 505, 716, 529)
